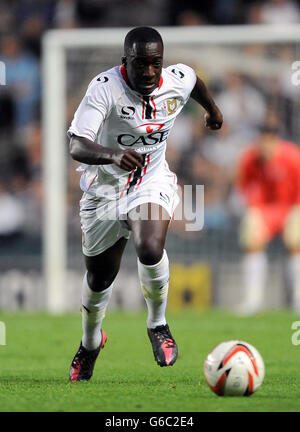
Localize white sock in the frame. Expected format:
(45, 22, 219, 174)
(81, 272, 113, 350)
(288, 254, 300, 312)
(240, 252, 267, 313)
(138, 249, 169, 329)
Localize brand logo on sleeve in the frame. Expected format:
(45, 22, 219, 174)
(97, 76, 109, 83)
(160, 192, 170, 204)
(171, 68, 184, 79)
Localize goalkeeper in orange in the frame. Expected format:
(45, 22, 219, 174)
(236, 112, 300, 314)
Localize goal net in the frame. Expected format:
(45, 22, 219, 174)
(42, 25, 300, 312)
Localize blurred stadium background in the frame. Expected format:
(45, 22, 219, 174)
(0, 0, 300, 312)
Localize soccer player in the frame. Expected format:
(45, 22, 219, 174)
(68, 26, 223, 381)
(236, 112, 300, 314)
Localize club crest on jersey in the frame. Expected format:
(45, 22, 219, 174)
(167, 99, 178, 115)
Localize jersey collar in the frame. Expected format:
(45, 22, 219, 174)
(120, 65, 163, 95)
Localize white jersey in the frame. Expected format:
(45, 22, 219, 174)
(68, 63, 196, 200)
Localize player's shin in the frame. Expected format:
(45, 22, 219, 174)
(81, 272, 113, 350)
(137, 249, 169, 329)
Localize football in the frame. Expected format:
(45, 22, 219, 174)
(204, 340, 265, 396)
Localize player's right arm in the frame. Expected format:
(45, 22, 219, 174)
(68, 74, 143, 171)
(69, 135, 143, 171)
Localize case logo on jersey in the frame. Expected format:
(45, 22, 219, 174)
(117, 123, 170, 147)
(171, 68, 184, 79)
(167, 99, 178, 115)
(97, 76, 109, 83)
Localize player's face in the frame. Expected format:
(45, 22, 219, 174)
(124, 42, 163, 95)
(256, 132, 279, 159)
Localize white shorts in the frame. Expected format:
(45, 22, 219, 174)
(80, 170, 179, 256)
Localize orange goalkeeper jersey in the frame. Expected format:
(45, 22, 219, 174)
(237, 140, 300, 207)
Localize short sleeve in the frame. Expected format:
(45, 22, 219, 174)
(169, 63, 197, 102)
(67, 75, 112, 141)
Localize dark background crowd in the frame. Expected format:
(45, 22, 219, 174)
(0, 0, 300, 267)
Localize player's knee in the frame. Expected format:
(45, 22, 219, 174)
(136, 238, 164, 265)
(87, 270, 117, 292)
(283, 205, 300, 251)
(239, 208, 269, 251)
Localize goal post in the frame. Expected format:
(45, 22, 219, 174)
(42, 24, 300, 313)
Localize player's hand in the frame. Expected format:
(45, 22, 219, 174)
(204, 109, 223, 130)
(112, 149, 144, 171)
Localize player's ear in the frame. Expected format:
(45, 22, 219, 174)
(121, 56, 127, 67)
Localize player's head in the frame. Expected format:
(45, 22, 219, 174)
(259, 110, 281, 137)
(256, 110, 281, 158)
(122, 26, 164, 95)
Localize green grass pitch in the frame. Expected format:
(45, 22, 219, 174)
(0, 309, 299, 412)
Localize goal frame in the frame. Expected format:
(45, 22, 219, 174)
(42, 24, 300, 313)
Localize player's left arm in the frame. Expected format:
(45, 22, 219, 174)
(190, 76, 223, 130)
